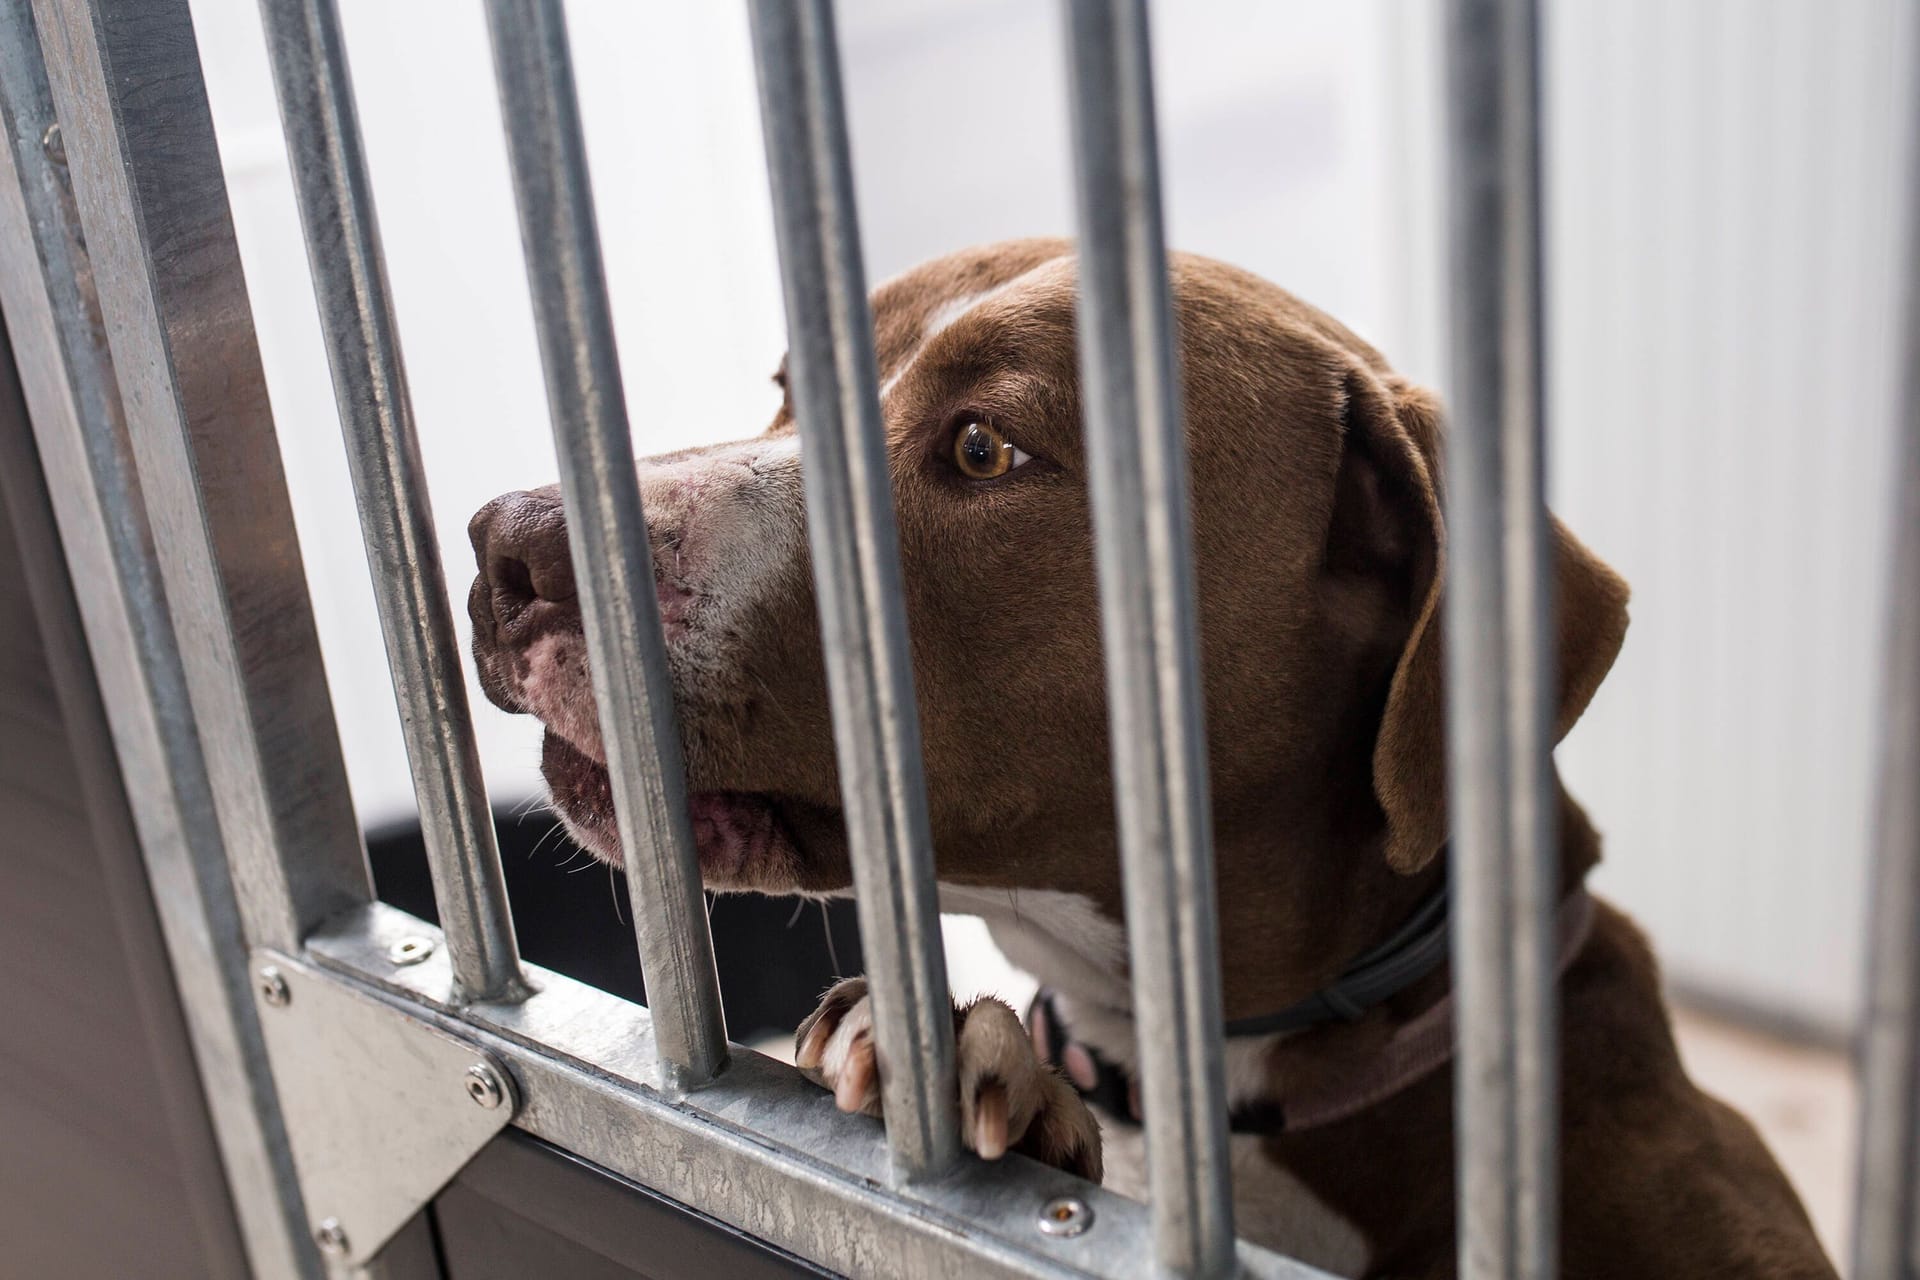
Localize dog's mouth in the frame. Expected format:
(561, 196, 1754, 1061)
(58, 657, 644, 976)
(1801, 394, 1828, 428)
(539, 731, 806, 892)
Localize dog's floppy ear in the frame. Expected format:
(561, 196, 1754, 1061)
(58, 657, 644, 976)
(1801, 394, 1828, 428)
(1343, 371, 1631, 875)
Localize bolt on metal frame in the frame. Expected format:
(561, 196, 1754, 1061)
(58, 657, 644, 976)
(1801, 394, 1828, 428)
(1, 0, 1916, 1277)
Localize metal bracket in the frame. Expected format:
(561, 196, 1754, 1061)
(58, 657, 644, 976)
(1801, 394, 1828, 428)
(251, 949, 517, 1266)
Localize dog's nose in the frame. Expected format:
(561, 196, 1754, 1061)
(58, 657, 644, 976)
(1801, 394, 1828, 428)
(469, 488, 575, 627)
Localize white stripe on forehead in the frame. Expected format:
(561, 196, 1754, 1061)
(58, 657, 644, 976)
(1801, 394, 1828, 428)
(877, 279, 1019, 401)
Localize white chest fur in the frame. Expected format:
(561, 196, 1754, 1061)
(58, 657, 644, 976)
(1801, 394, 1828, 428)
(935, 883, 1372, 1277)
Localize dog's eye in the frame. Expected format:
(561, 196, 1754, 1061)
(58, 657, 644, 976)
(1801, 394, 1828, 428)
(953, 421, 1032, 481)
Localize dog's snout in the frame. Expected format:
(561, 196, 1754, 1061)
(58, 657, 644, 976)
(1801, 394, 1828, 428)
(470, 488, 575, 625)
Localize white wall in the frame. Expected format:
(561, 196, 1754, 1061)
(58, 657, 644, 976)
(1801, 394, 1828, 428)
(1539, 0, 1914, 1036)
(191, 0, 1911, 1032)
(192, 0, 786, 825)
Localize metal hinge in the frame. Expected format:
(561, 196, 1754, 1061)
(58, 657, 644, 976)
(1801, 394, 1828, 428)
(251, 949, 518, 1267)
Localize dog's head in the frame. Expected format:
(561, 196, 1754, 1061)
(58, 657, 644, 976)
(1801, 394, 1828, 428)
(469, 238, 1627, 995)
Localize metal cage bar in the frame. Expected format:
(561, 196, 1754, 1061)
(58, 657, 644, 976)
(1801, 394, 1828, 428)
(745, 0, 961, 1180)
(29, 0, 374, 956)
(259, 0, 529, 1006)
(482, 0, 728, 1087)
(1439, 1, 1560, 1277)
(0, 1, 318, 1272)
(1061, 1, 1236, 1273)
(1851, 11, 1920, 1274)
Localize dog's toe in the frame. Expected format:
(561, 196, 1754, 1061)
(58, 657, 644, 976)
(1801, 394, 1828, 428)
(957, 997, 1103, 1180)
(795, 977, 884, 1117)
(795, 975, 866, 1070)
(793, 980, 1103, 1181)
(1013, 1070, 1103, 1182)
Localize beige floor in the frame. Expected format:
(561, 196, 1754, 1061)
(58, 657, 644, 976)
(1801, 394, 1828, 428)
(1670, 1004, 1855, 1269)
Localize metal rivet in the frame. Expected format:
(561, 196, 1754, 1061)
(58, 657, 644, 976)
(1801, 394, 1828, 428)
(1037, 1195, 1092, 1238)
(313, 1217, 349, 1258)
(41, 122, 64, 166)
(257, 964, 290, 1008)
(464, 1062, 506, 1110)
(387, 935, 435, 966)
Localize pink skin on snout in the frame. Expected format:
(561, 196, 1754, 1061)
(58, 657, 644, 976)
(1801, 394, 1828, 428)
(499, 445, 808, 891)
(517, 633, 603, 764)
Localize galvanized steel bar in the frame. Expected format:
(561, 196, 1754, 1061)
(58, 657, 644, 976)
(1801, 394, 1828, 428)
(1061, 1, 1236, 1272)
(259, 0, 529, 1006)
(483, 0, 727, 1086)
(1851, 13, 1920, 1275)
(0, 4, 320, 1273)
(745, 0, 959, 1180)
(29, 0, 373, 956)
(1438, 1, 1559, 1277)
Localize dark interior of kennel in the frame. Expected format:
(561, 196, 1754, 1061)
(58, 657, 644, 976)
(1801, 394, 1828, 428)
(0, 325, 840, 1276)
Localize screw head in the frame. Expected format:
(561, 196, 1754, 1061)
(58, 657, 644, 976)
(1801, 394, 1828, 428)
(464, 1062, 506, 1110)
(256, 965, 290, 1007)
(41, 122, 64, 166)
(1037, 1195, 1093, 1238)
(387, 935, 435, 966)
(313, 1217, 349, 1257)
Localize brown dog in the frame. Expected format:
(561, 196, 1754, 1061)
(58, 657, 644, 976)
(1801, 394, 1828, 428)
(468, 239, 1835, 1278)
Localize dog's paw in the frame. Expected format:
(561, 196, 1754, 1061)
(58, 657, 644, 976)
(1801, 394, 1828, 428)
(794, 976, 1103, 1181)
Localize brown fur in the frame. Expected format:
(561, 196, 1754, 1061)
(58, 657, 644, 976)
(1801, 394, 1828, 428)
(468, 238, 1834, 1277)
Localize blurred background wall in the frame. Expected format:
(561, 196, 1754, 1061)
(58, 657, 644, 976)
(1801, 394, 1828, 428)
(186, 0, 1912, 1052)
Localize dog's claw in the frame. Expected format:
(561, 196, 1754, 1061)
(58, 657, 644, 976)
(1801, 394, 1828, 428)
(834, 1032, 877, 1112)
(795, 1015, 834, 1071)
(972, 1080, 1010, 1159)
(795, 978, 1103, 1181)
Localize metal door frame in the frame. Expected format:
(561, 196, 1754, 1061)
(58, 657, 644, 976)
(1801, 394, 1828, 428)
(2, 1, 1916, 1278)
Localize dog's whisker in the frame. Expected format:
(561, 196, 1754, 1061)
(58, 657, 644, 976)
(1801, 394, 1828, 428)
(529, 820, 565, 861)
(820, 900, 841, 977)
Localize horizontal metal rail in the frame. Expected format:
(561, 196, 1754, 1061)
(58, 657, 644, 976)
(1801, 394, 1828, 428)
(1439, 0, 1560, 1276)
(1061, 1, 1237, 1273)
(483, 0, 729, 1087)
(1850, 8, 1920, 1274)
(745, 0, 960, 1180)
(305, 900, 1329, 1280)
(260, 0, 529, 1006)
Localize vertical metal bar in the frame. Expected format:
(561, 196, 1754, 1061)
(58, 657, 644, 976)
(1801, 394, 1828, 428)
(1851, 13, 1920, 1275)
(1439, 1, 1559, 1277)
(1061, 1, 1236, 1271)
(744, 0, 959, 1180)
(482, 0, 728, 1087)
(258, 0, 529, 1005)
(0, 2, 321, 1273)
(30, 0, 373, 955)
